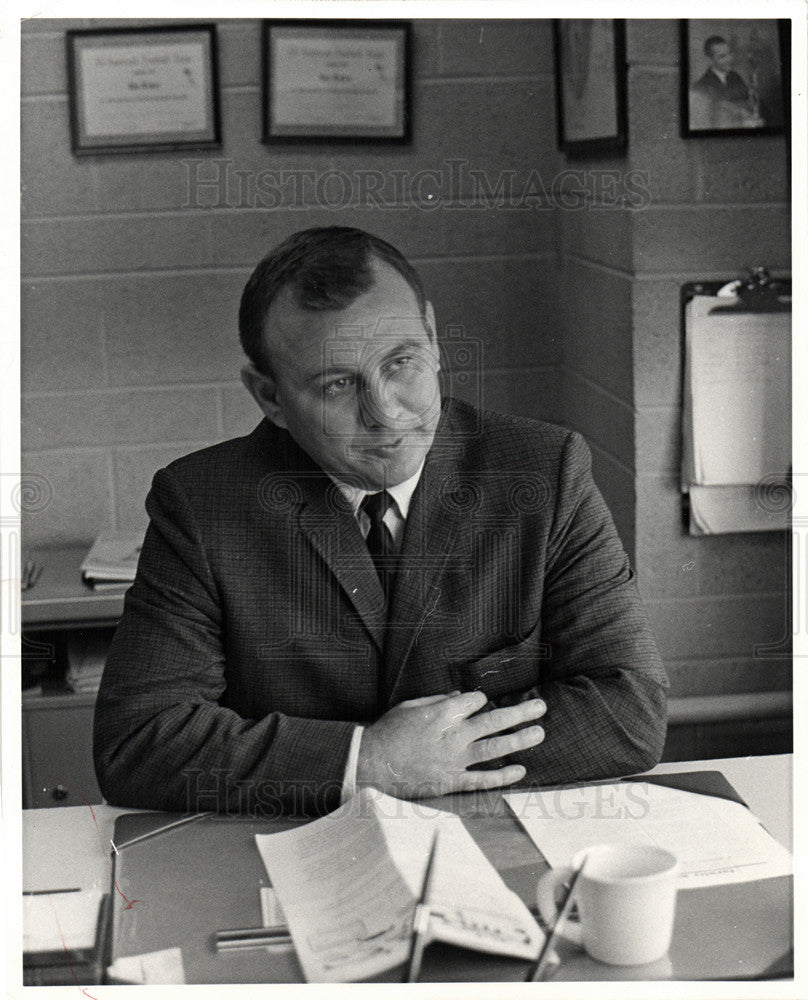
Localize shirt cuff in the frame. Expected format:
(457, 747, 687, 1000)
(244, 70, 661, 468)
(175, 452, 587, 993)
(341, 725, 365, 803)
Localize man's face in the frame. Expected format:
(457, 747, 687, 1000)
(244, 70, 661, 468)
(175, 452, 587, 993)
(709, 42, 732, 73)
(255, 261, 442, 491)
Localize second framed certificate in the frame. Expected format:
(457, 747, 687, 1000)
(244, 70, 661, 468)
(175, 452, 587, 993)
(263, 20, 411, 143)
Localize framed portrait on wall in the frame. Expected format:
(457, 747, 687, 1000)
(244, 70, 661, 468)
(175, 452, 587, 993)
(67, 24, 221, 155)
(681, 20, 788, 137)
(553, 19, 627, 157)
(262, 19, 411, 142)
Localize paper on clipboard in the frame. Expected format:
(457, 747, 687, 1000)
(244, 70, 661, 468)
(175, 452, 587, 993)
(683, 295, 791, 486)
(682, 295, 791, 488)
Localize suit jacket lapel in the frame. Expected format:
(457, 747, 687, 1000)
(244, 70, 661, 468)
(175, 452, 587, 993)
(251, 422, 387, 654)
(297, 480, 388, 655)
(383, 409, 467, 704)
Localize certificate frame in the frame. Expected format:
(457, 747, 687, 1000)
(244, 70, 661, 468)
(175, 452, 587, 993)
(680, 19, 788, 138)
(66, 24, 221, 155)
(262, 19, 412, 143)
(553, 19, 627, 158)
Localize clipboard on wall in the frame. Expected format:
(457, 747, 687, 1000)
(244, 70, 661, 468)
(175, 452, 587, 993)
(680, 269, 792, 536)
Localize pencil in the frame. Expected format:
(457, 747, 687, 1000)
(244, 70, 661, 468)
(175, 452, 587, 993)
(526, 859, 586, 982)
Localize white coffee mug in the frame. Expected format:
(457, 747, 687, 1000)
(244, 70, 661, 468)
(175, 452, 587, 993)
(536, 843, 680, 966)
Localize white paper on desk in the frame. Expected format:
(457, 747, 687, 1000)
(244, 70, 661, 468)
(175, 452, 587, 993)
(682, 296, 791, 487)
(107, 947, 184, 984)
(504, 782, 792, 889)
(254, 787, 542, 983)
(23, 889, 103, 953)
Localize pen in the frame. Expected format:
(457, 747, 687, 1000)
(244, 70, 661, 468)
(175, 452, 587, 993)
(215, 926, 293, 950)
(23, 887, 81, 895)
(525, 858, 586, 982)
(405, 829, 440, 983)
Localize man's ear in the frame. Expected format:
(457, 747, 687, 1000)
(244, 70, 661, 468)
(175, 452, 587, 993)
(424, 300, 437, 340)
(240, 363, 287, 429)
(424, 300, 441, 370)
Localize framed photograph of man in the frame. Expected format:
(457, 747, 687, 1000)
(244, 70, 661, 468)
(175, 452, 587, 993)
(681, 20, 788, 137)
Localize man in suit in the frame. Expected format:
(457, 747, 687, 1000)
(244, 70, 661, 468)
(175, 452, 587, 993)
(94, 227, 668, 816)
(690, 35, 762, 129)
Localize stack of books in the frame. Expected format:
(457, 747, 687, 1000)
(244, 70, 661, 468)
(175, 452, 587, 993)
(80, 531, 144, 590)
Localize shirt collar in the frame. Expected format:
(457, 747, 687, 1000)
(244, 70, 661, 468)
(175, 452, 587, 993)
(710, 66, 729, 84)
(329, 460, 425, 519)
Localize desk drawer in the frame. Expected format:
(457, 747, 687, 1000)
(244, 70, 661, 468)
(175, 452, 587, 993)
(22, 694, 102, 808)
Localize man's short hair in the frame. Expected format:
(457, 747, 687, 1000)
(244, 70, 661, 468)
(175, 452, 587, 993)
(239, 226, 427, 376)
(703, 35, 727, 57)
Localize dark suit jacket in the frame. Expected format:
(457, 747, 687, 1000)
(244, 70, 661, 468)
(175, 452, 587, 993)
(692, 68, 749, 104)
(94, 398, 668, 815)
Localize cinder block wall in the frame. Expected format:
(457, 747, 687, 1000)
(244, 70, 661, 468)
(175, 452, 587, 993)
(553, 21, 791, 750)
(628, 21, 791, 715)
(556, 161, 638, 562)
(21, 18, 562, 546)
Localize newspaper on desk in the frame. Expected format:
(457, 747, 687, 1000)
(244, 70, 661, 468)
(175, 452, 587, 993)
(504, 781, 792, 889)
(254, 787, 542, 983)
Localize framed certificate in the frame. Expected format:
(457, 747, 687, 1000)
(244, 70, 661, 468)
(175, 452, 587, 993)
(67, 24, 221, 155)
(263, 20, 411, 143)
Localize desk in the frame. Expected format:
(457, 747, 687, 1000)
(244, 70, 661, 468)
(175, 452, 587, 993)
(22, 755, 792, 983)
(22, 545, 126, 808)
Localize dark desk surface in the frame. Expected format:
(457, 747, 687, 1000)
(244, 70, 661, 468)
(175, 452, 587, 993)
(22, 755, 793, 984)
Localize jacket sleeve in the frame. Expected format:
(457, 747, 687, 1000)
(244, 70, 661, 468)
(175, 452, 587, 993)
(503, 431, 668, 785)
(93, 466, 356, 816)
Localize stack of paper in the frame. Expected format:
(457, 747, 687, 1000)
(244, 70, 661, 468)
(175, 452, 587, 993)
(66, 630, 109, 694)
(681, 295, 791, 534)
(80, 531, 144, 588)
(23, 890, 108, 985)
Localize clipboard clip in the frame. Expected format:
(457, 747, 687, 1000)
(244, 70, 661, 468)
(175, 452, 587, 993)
(711, 267, 790, 313)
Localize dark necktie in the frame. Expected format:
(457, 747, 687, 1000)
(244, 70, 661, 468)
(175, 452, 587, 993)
(360, 490, 397, 601)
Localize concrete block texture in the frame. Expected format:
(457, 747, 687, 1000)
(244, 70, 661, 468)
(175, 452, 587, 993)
(21, 282, 107, 392)
(664, 656, 792, 699)
(22, 388, 221, 451)
(21, 449, 115, 546)
(626, 19, 680, 66)
(102, 272, 247, 387)
(112, 442, 220, 534)
(425, 256, 560, 370)
(561, 370, 635, 472)
(646, 591, 790, 662)
(633, 204, 791, 274)
(559, 261, 634, 403)
(631, 279, 682, 409)
(636, 476, 790, 600)
(436, 19, 552, 78)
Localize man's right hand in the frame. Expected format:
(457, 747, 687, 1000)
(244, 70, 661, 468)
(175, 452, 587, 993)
(355, 690, 546, 799)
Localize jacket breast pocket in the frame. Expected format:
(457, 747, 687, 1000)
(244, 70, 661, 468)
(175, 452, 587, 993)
(449, 641, 546, 708)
